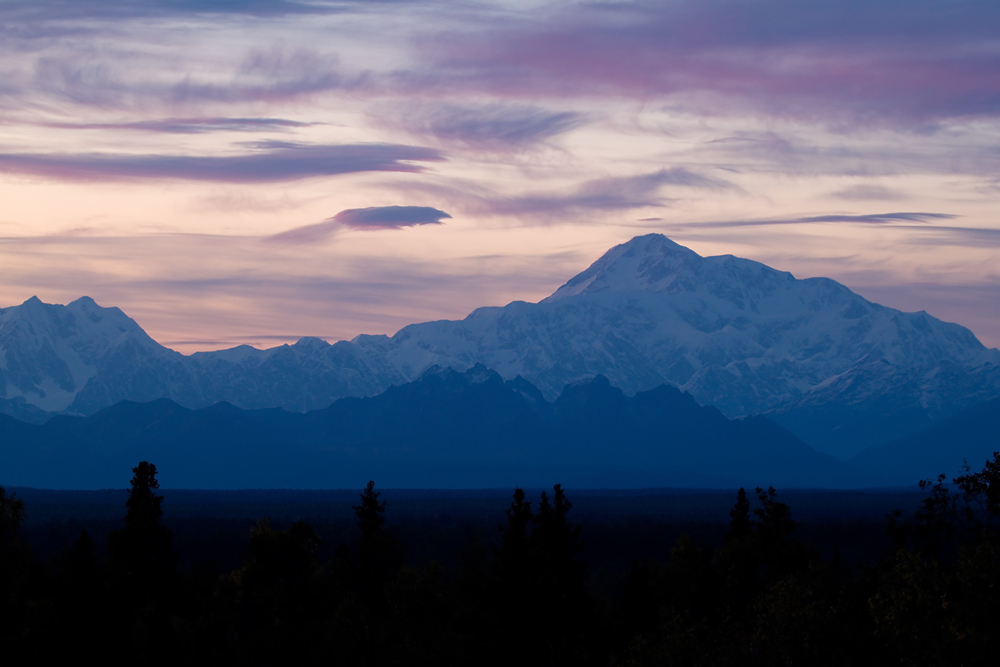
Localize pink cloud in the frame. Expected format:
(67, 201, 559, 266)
(414, 0, 1000, 126)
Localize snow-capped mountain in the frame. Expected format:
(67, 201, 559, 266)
(0, 296, 189, 418)
(2, 234, 997, 457)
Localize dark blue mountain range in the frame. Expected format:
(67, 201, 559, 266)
(850, 396, 1000, 486)
(0, 365, 861, 490)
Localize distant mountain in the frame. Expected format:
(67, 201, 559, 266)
(0, 365, 859, 490)
(849, 397, 1000, 487)
(2, 234, 997, 457)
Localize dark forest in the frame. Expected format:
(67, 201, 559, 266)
(2, 456, 1000, 665)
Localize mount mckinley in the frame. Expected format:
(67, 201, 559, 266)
(2, 234, 998, 459)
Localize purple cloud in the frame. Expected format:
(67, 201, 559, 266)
(39, 117, 316, 134)
(411, 168, 737, 220)
(418, 0, 1000, 126)
(0, 142, 444, 183)
(21, 46, 354, 112)
(335, 206, 452, 229)
(687, 212, 957, 229)
(170, 47, 350, 104)
(2, 0, 343, 22)
(268, 206, 452, 244)
(400, 104, 585, 149)
(830, 185, 907, 201)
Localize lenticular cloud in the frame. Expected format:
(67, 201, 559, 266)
(333, 206, 452, 229)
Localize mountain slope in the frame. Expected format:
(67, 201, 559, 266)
(0, 366, 859, 490)
(2, 234, 997, 458)
(849, 396, 1000, 487)
(0, 296, 199, 417)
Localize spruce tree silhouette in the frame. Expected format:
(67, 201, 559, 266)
(352, 481, 399, 667)
(717, 487, 761, 646)
(532, 484, 591, 666)
(493, 487, 535, 662)
(492, 485, 593, 665)
(354, 480, 399, 580)
(533, 485, 586, 607)
(726, 487, 753, 543)
(107, 461, 178, 662)
(753, 486, 800, 581)
(496, 486, 533, 579)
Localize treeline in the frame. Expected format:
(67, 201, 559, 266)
(2, 458, 1000, 665)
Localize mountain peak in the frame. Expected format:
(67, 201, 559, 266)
(541, 234, 702, 302)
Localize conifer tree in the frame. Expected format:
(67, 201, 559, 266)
(726, 487, 753, 543)
(532, 484, 591, 666)
(492, 487, 536, 662)
(352, 480, 399, 666)
(495, 486, 533, 587)
(107, 461, 178, 661)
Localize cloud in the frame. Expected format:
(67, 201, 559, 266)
(415, 168, 738, 221)
(170, 47, 350, 104)
(0, 232, 583, 352)
(39, 117, 317, 134)
(897, 226, 1000, 248)
(334, 206, 452, 229)
(397, 104, 585, 149)
(0, 142, 444, 183)
(687, 211, 957, 229)
(268, 206, 452, 244)
(830, 185, 907, 201)
(16, 46, 354, 113)
(696, 130, 1000, 178)
(416, 0, 1000, 126)
(1, 0, 344, 22)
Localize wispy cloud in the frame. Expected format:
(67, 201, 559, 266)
(898, 226, 1000, 248)
(687, 211, 957, 229)
(14, 46, 354, 113)
(407, 168, 738, 221)
(395, 103, 585, 149)
(39, 117, 317, 134)
(1, 0, 345, 22)
(268, 206, 452, 244)
(170, 47, 351, 104)
(0, 142, 444, 183)
(696, 131, 1000, 178)
(417, 0, 1000, 126)
(830, 184, 907, 201)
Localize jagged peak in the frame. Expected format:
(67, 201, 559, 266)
(294, 336, 330, 349)
(464, 362, 500, 384)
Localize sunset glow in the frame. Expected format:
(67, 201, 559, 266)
(2, 0, 998, 350)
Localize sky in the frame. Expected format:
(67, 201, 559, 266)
(1, 0, 998, 351)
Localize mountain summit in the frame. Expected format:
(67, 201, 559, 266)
(542, 235, 703, 300)
(1, 234, 997, 457)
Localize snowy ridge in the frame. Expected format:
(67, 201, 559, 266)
(0, 296, 175, 413)
(1, 234, 997, 456)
